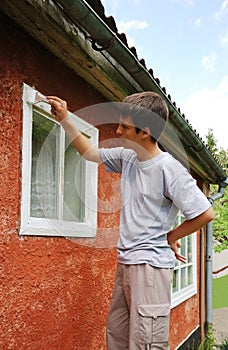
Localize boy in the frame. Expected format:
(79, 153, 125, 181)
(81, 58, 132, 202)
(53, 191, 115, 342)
(47, 92, 214, 350)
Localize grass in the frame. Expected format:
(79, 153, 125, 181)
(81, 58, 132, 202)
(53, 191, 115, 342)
(212, 274, 228, 309)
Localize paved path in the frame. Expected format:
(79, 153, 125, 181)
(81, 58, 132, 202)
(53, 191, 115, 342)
(213, 307, 228, 344)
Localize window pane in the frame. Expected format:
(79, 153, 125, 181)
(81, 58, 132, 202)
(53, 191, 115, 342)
(181, 216, 185, 224)
(188, 266, 193, 285)
(173, 215, 179, 227)
(181, 267, 187, 289)
(180, 237, 186, 258)
(31, 112, 59, 219)
(63, 141, 85, 222)
(172, 269, 178, 292)
(187, 235, 192, 263)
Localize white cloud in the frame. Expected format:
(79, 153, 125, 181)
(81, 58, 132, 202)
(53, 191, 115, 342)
(102, 0, 120, 16)
(116, 20, 148, 47)
(194, 17, 202, 27)
(202, 53, 218, 71)
(219, 32, 228, 46)
(117, 20, 148, 32)
(132, 0, 143, 4)
(214, 0, 228, 20)
(122, 33, 136, 48)
(170, 0, 195, 6)
(189, 17, 202, 27)
(183, 76, 228, 149)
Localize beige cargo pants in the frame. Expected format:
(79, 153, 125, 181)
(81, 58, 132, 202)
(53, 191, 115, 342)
(106, 263, 172, 350)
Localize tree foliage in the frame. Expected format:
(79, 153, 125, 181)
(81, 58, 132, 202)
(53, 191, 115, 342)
(206, 128, 228, 252)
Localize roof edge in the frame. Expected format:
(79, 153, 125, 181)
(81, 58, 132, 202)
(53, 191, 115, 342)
(56, 0, 227, 184)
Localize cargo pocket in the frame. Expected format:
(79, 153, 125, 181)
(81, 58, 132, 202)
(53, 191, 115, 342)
(137, 304, 170, 344)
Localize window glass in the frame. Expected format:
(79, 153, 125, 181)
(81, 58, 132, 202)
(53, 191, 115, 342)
(172, 269, 178, 293)
(31, 112, 59, 219)
(188, 266, 193, 285)
(187, 235, 192, 263)
(171, 211, 197, 307)
(63, 140, 85, 222)
(180, 236, 186, 257)
(181, 267, 187, 289)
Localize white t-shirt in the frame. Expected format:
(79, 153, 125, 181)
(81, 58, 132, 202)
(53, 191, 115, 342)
(100, 148, 211, 268)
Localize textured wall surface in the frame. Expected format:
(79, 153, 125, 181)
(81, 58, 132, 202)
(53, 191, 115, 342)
(0, 12, 118, 350)
(0, 11, 202, 350)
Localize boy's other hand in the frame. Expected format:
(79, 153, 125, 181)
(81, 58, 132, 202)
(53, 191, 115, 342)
(168, 240, 187, 263)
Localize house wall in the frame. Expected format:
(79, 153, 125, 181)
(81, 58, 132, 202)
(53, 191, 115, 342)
(0, 12, 118, 350)
(170, 232, 201, 350)
(0, 12, 204, 350)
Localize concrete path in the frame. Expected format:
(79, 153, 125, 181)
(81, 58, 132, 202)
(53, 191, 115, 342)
(213, 307, 228, 345)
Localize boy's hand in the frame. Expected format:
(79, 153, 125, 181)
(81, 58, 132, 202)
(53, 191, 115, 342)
(46, 96, 68, 122)
(168, 239, 187, 263)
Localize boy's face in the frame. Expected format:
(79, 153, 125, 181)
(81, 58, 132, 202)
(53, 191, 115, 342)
(116, 115, 143, 149)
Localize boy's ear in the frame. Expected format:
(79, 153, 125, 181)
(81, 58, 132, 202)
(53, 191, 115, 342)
(141, 127, 151, 139)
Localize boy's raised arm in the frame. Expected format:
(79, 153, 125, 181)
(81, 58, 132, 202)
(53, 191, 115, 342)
(47, 96, 101, 163)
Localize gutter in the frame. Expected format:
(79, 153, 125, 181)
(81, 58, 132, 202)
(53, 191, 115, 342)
(205, 177, 228, 332)
(56, 0, 226, 185)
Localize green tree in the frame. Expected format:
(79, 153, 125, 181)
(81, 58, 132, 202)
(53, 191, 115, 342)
(206, 128, 219, 155)
(206, 129, 228, 252)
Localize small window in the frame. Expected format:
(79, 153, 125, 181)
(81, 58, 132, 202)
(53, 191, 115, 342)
(20, 83, 98, 237)
(171, 212, 197, 308)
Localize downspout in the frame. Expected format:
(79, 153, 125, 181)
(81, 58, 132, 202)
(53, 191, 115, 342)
(205, 177, 228, 334)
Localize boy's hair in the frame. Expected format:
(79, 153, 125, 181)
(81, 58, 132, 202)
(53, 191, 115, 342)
(121, 91, 169, 142)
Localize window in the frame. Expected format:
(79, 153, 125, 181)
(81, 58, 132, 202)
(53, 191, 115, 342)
(171, 212, 197, 308)
(20, 83, 98, 237)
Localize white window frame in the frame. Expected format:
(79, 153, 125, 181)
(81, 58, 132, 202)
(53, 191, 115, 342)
(20, 83, 98, 238)
(171, 212, 197, 308)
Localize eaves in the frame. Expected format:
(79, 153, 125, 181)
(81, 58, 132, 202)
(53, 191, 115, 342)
(0, 0, 227, 185)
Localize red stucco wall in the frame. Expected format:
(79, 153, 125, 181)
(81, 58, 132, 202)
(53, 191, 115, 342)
(170, 232, 201, 349)
(0, 12, 203, 350)
(0, 12, 118, 350)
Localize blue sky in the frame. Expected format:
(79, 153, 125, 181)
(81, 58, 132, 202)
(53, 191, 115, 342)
(102, 0, 228, 149)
